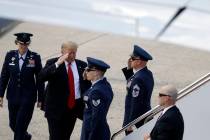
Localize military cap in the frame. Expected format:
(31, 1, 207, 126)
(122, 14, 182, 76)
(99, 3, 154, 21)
(14, 32, 33, 44)
(87, 57, 110, 71)
(159, 85, 178, 101)
(131, 45, 153, 61)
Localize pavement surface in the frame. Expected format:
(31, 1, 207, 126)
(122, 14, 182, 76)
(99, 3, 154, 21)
(0, 22, 210, 140)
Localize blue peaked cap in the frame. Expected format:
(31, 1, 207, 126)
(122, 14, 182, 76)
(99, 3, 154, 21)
(131, 45, 153, 61)
(14, 32, 33, 44)
(87, 57, 110, 71)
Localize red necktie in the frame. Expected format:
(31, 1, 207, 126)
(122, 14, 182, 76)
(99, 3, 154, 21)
(67, 63, 75, 109)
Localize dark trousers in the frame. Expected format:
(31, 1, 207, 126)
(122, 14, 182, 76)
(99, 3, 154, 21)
(47, 99, 84, 140)
(47, 113, 77, 140)
(8, 101, 35, 140)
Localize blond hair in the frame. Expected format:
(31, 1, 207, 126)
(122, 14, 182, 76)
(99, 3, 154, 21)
(61, 41, 78, 50)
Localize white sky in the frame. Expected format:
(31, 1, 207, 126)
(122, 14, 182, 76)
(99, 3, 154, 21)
(0, 0, 209, 51)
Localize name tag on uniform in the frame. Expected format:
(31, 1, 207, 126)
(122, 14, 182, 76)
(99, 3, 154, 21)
(85, 103, 88, 109)
(9, 63, 15, 66)
(83, 96, 89, 101)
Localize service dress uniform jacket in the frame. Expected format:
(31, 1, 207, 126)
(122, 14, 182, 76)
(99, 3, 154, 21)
(81, 78, 113, 140)
(122, 66, 154, 128)
(38, 57, 91, 140)
(0, 50, 44, 140)
(0, 50, 44, 103)
(150, 106, 184, 140)
(38, 58, 91, 119)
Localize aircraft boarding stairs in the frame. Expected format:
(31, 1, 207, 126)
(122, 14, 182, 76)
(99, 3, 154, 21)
(111, 72, 210, 140)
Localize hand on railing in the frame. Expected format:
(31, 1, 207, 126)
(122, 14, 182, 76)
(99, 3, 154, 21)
(125, 126, 133, 135)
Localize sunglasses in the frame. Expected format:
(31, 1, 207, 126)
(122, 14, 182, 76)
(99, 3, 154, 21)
(18, 42, 29, 46)
(159, 93, 169, 97)
(86, 68, 97, 72)
(130, 57, 141, 61)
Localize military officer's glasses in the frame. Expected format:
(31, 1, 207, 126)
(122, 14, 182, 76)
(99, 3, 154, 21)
(159, 93, 170, 97)
(86, 68, 97, 72)
(130, 57, 141, 61)
(17, 41, 29, 46)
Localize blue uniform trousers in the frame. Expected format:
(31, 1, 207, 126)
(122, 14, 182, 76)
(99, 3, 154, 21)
(8, 101, 34, 140)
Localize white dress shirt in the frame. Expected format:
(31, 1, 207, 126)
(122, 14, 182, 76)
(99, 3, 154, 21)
(162, 105, 175, 115)
(64, 61, 81, 99)
(18, 52, 27, 71)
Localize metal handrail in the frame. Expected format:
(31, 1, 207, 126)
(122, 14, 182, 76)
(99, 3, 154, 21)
(177, 72, 210, 97)
(111, 72, 210, 140)
(177, 74, 210, 100)
(111, 105, 162, 140)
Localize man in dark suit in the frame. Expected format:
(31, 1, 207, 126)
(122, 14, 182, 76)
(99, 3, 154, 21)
(38, 41, 91, 140)
(144, 85, 184, 140)
(0, 32, 44, 140)
(81, 57, 113, 140)
(122, 45, 154, 135)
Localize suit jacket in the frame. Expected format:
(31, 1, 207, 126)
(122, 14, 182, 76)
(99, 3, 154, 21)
(81, 78, 113, 140)
(0, 50, 44, 104)
(38, 58, 91, 119)
(150, 106, 184, 140)
(122, 67, 154, 127)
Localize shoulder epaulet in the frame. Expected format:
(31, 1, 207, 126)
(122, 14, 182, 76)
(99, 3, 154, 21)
(7, 50, 17, 56)
(8, 50, 16, 53)
(31, 51, 40, 56)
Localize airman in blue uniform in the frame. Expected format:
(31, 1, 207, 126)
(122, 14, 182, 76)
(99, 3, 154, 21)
(0, 33, 44, 140)
(81, 57, 113, 140)
(122, 45, 154, 135)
